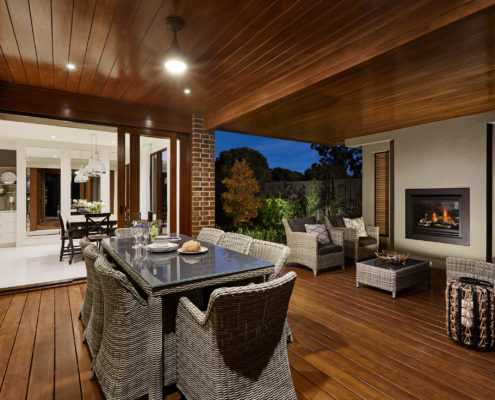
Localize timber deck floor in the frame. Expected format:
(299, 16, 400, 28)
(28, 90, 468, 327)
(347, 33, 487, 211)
(0, 265, 494, 399)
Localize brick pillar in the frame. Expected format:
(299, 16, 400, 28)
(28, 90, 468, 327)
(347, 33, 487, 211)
(191, 113, 215, 237)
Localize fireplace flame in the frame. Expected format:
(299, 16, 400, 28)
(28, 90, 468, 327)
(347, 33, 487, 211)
(432, 212, 438, 223)
(442, 207, 454, 224)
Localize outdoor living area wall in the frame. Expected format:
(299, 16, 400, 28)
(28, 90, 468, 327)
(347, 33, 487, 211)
(347, 110, 495, 262)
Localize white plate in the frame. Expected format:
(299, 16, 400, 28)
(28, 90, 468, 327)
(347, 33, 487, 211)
(0, 171, 16, 184)
(177, 246, 209, 255)
(146, 243, 178, 253)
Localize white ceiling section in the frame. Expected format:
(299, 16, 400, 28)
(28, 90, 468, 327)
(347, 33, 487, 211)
(0, 114, 167, 150)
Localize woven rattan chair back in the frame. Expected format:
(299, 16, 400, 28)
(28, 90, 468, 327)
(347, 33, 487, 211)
(197, 227, 225, 245)
(93, 256, 148, 400)
(80, 236, 91, 251)
(219, 232, 253, 254)
(83, 245, 109, 360)
(114, 227, 134, 238)
(79, 244, 99, 327)
(207, 272, 296, 371)
(177, 272, 298, 400)
(248, 239, 290, 279)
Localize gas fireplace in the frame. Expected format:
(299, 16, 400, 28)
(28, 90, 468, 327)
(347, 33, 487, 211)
(405, 188, 470, 245)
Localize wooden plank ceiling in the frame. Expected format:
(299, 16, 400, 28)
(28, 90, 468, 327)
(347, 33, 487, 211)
(0, 0, 494, 143)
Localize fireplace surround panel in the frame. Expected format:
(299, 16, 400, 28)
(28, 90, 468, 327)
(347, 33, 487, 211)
(405, 188, 469, 246)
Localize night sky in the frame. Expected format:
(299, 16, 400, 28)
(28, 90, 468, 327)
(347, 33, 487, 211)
(215, 130, 320, 173)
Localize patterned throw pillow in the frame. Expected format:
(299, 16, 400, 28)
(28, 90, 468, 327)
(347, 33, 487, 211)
(343, 217, 368, 237)
(305, 224, 332, 245)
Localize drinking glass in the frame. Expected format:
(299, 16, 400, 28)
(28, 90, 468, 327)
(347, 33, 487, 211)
(132, 224, 142, 249)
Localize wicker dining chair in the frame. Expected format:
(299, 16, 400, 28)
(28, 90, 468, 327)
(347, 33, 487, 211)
(80, 236, 92, 252)
(78, 241, 99, 327)
(248, 239, 294, 342)
(197, 227, 225, 245)
(219, 232, 253, 254)
(176, 271, 298, 400)
(114, 227, 134, 238)
(92, 256, 149, 400)
(84, 245, 109, 361)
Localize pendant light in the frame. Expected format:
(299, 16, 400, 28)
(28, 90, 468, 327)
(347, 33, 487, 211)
(84, 134, 106, 177)
(74, 165, 88, 183)
(163, 16, 187, 75)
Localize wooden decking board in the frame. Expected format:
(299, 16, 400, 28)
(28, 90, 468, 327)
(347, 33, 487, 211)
(292, 321, 448, 400)
(288, 350, 362, 400)
(290, 297, 489, 399)
(289, 313, 461, 400)
(0, 267, 494, 399)
(0, 296, 13, 327)
(54, 286, 81, 399)
(0, 291, 41, 399)
(0, 293, 27, 388)
(291, 273, 495, 390)
(67, 284, 102, 399)
(293, 276, 495, 374)
(27, 289, 55, 400)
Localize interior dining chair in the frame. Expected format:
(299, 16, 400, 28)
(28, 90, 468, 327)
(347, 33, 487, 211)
(248, 239, 294, 342)
(92, 255, 149, 400)
(219, 232, 253, 254)
(58, 210, 84, 264)
(85, 212, 112, 246)
(176, 271, 298, 400)
(197, 227, 225, 245)
(78, 242, 99, 328)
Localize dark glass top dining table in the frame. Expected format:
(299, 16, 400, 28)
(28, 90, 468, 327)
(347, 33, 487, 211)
(101, 234, 274, 400)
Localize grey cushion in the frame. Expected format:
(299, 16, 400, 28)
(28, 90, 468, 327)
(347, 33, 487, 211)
(328, 216, 346, 228)
(305, 224, 331, 245)
(318, 244, 343, 255)
(288, 216, 316, 233)
(359, 237, 377, 246)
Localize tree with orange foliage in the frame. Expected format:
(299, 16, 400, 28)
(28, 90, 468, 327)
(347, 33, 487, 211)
(222, 159, 262, 228)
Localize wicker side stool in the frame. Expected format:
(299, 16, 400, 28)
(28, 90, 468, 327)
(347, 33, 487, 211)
(446, 277, 494, 350)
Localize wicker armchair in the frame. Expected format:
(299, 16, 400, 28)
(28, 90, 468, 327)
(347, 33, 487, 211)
(283, 218, 345, 275)
(83, 245, 107, 360)
(93, 255, 149, 400)
(79, 241, 99, 327)
(197, 227, 225, 245)
(446, 257, 495, 286)
(324, 216, 379, 262)
(114, 227, 134, 238)
(219, 232, 253, 254)
(176, 271, 298, 400)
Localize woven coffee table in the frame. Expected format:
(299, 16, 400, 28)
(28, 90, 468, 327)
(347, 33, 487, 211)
(356, 257, 431, 298)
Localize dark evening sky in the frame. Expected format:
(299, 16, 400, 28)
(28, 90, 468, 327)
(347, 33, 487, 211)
(215, 131, 320, 173)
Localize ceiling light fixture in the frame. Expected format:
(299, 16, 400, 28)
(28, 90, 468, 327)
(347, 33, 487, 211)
(67, 63, 76, 70)
(74, 165, 89, 183)
(163, 16, 187, 75)
(51, 135, 56, 139)
(84, 134, 106, 177)
(184, 88, 191, 94)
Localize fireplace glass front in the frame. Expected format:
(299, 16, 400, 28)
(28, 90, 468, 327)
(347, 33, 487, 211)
(405, 188, 469, 245)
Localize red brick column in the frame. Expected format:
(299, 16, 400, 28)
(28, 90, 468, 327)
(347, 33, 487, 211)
(191, 113, 215, 237)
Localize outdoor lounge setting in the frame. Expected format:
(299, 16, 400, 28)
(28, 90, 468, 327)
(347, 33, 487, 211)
(1, 1, 495, 399)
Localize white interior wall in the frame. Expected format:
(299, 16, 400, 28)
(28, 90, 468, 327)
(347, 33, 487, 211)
(347, 110, 495, 261)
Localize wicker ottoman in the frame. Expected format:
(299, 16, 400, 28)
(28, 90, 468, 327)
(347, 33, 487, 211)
(446, 277, 494, 350)
(356, 257, 431, 298)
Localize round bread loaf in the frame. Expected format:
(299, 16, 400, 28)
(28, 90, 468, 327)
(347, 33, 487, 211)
(182, 240, 201, 252)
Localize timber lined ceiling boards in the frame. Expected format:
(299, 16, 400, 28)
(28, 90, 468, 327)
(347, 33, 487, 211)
(0, 0, 495, 144)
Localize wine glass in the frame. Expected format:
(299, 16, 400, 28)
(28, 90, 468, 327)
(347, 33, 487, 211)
(132, 222, 142, 249)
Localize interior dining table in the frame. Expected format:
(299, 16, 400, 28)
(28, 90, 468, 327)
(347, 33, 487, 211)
(66, 214, 118, 228)
(101, 234, 274, 400)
